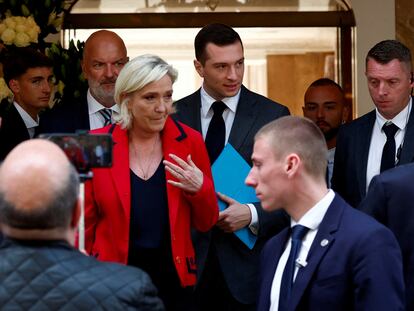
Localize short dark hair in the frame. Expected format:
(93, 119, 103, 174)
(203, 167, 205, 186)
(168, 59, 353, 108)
(366, 40, 412, 70)
(0, 163, 79, 230)
(194, 23, 243, 64)
(2, 47, 53, 86)
(308, 78, 344, 94)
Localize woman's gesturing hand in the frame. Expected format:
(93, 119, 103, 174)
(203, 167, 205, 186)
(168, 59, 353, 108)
(164, 153, 203, 193)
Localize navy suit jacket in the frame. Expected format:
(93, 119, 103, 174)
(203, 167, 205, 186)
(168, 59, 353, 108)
(174, 85, 290, 304)
(258, 194, 405, 311)
(39, 97, 90, 134)
(0, 103, 30, 161)
(332, 102, 414, 207)
(360, 163, 414, 311)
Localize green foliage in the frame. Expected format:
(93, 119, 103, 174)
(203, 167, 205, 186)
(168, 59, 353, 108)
(0, 0, 68, 44)
(46, 39, 88, 106)
(0, 0, 86, 105)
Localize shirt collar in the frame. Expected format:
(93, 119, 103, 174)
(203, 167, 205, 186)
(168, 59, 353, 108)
(291, 189, 335, 231)
(375, 97, 412, 130)
(13, 102, 38, 129)
(87, 89, 120, 115)
(200, 86, 240, 118)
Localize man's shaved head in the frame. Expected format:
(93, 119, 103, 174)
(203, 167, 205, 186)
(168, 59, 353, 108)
(0, 140, 79, 233)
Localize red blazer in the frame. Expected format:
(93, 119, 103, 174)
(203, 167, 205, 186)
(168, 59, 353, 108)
(84, 117, 219, 287)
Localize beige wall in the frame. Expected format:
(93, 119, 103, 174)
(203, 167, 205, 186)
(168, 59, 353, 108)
(351, 0, 395, 117)
(396, 0, 414, 69)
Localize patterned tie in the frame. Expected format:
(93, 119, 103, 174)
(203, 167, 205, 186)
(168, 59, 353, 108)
(205, 101, 227, 164)
(99, 108, 112, 126)
(279, 225, 309, 311)
(380, 122, 399, 173)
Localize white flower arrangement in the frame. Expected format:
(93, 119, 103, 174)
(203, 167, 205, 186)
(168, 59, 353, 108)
(0, 77, 13, 103)
(0, 15, 41, 47)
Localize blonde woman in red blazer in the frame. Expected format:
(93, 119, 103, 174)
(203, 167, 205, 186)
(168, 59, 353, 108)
(84, 54, 218, 310)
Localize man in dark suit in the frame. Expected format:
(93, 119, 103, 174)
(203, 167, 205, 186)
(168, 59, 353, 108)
(174, 23, 290, 310)
(332, 40, 414, 207)
(39, 30, 129, 133)
(360, 163, 414, 310)
(246, 116, 404, 311)
(0, 47, 54, 161)
(0, 139, 164, 310)
(302, 78, 349, 187)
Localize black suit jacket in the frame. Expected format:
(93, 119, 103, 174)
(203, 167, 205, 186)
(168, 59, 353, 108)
(0, 103, 30, 161)
(0, 238, 164, 310)
(173, 85, 290, 304)
(360, 163, 414, 310)
(332, 103, 414, 207)
(39, 97, 90, 134)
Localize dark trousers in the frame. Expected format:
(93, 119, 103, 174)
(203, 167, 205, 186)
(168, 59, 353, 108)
(129, 246, 195, 311)
(194, 244, 255, 311)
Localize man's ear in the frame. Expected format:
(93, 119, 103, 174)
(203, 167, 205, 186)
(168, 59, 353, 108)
(8, 79, 19, 94)
(285, 153, 300, 177)
(70, 198, 81, 229)
(194, 59, 204, 78)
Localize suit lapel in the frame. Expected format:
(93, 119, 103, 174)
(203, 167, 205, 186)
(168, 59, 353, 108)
(261, 228, 290, 310)
(228, 86, 258, 151)
(78, 99, 91, 130)
(289, 195, 345, 311)
(175, 90, 202, 132)
(109, 126, 131, 218)
(399, 98, 414, 164)
(356, 111, 376, 196)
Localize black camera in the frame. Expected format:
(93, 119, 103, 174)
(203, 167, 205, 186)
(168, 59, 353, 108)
(40, 132, 113, 173)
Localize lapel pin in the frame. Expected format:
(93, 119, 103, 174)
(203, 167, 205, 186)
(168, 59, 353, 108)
(320, 239, 329, 247)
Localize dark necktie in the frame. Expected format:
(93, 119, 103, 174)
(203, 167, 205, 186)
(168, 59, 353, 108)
(279, 225, 309, 311)
(205, 101, 226, 164)
(380, 122, 399, 173)
(99, 108, 112, 126)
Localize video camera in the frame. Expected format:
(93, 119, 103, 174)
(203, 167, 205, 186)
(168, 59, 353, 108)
(39, 132, 113, 174)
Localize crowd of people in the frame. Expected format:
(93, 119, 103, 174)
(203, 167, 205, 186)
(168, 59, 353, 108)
(0, 22, 413, 311)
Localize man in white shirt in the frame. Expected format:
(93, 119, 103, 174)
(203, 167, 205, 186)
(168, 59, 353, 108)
(246, 116, 404, 311)
(332, 40, 414, 208)
(0, 47, 54, 161)
(174, 23, 290, 310)
(302, 78, 349, 187)
(40, 30, 129, 133)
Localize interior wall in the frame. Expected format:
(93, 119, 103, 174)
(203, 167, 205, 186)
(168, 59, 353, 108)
(266, 52, 334, 116)
(351, 0, 395, 117)
(396, 0, 414, 68)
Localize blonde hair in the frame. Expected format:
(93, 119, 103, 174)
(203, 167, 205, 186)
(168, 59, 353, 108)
(114, 54, 178, 129)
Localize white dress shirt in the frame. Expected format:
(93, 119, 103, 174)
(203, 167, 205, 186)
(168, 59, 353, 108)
(366, 98, 412, 190)
(199, 86, 259, 229)
(269, 189, 335, 311)
(87, 89, 120, 130)
(14, 102, 38, 138)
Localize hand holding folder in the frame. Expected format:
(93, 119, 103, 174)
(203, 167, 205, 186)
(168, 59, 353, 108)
(211, 144, 259, 249)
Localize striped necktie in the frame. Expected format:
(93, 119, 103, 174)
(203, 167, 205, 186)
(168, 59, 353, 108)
(99, 108, 112, 126)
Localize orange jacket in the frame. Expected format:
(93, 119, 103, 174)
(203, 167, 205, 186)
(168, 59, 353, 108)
(84, 117, 218, 287)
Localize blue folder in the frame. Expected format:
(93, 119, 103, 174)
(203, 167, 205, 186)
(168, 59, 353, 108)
(211, 144, 258, 249)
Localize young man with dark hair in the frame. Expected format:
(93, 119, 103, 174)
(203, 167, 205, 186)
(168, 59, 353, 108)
(0, 47, 54, 161)
(246, 116, 404, 311)
(332, 39, 414, 207)
(174, 23, 290, 310)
